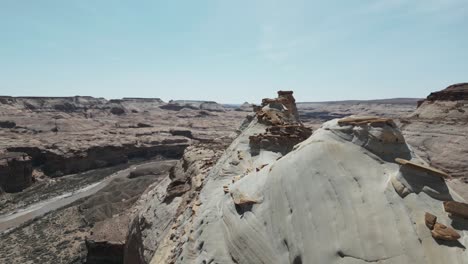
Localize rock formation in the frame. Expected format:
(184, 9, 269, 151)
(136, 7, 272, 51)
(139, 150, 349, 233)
(160, 100, 225, 112)
(418, 83, 468, 106)
(401, 83, 468, 199)
(0, 152, 32, 192)
(249, 91, 312, 155)
(123, 91, 468, 264)
(124, 144, 224, 264)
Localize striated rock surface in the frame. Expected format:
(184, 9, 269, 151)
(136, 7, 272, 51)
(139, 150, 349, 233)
(249, 125, 312, 155)
(124, 92, 468, 264)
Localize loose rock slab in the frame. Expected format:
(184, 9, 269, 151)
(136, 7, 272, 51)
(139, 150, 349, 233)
(444, 201, 468, 219)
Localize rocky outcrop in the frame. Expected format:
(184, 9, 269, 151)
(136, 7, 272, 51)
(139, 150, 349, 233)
(249, 125, 312, 155)
(0, 96, 166, 115)
(0, 152, 33, 193)
(199, 102, 225, 112)
(160, 101, 225, 112)
(249, 91, 312, 155)
(0, 96, 108, 112)
(123, 144, 224, 264)
(255, 90, 301, 126)
(8, 141, 189, 177)
(418, 83, 468, 106)
(85, 215, 129, 264)
(159, 101, 199, 111)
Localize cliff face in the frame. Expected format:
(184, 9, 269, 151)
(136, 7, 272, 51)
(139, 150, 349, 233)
(125, 91, 468, 264)
(0, 152, 33, 192)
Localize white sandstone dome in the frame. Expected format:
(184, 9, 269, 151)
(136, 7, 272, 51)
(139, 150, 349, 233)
(182, 117, 467, 264)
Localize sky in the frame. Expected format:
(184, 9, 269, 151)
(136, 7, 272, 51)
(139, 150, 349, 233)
(1, 0, 467, 103)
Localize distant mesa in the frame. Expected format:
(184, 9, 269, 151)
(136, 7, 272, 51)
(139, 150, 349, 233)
(160, 100, 225, 112)
(235, 102, 254, 111)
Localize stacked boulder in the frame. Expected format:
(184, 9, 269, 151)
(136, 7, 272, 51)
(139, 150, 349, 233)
(249, 91, 312, 155)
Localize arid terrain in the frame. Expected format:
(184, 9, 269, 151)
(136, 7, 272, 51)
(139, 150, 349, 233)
(0, 97, 246, 263)
(1, 84, 468, 263)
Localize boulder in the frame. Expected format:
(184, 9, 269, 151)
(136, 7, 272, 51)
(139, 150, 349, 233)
(425, 212, 437, 230)
(431, 223, 461, 241)
(444, 201, 468, 219)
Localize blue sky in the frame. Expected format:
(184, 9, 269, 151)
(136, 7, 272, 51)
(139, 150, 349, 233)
(1, 0, 467, 103)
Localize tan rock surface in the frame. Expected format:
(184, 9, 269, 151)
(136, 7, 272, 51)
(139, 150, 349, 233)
(425, 212, 437, 230)
(444, 201, 468, 219)
(431, 223, 461, 241)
